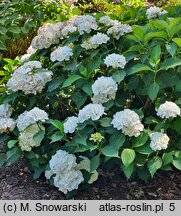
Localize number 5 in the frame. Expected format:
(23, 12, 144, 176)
(169, 203, 175, 211)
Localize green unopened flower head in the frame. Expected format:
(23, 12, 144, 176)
(89, 132, 104, 143)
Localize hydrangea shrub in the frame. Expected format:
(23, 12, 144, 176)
(0, 7, 181, 196)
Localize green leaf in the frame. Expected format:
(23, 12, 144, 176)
(8, 25, 21, 34)
(6, 147, 22, 166)
(172, 159, 181, 170)
(135, 144, 154, 155)
(122, 163, 134, 179)
(33, 129, 45, 145)
(159, 58, 181, 71)
(132, 133, 149, 148)
(128, 63, 153, 75)
(162, 152, 173, 166)
(49, 119, 64, 133)
(51, 132, 64, 143)
(99, 117, 112, 127)
(0, 153, 6, 168)
(102, 146, 119, 158)
(33, 166, 45, 180)
(121, 149, 135, 167)
(109, 133, 125, 150)
(166, 43, 177, 57)
(132, 25, 144, 41)
(150, 44, 161, 66)
(7, 140, 18, 149)
(62, 75, 83, 88)
(112, 70, 126, 83)
(148, 82, 159, 101)
(87, 57, 102, 74)
(172, 38, 181, 47)
(82, 83, 93, 96)
(147, 156, 162, 177)
(90, 155, 100, 172)
(0, 42, 7, 50)
(144, 31, 167, 44)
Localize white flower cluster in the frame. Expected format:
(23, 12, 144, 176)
(0, 104, 16, 134)
(61, 25, 77, 37)
(92, 76, 118, 104)
(20, 46, 37, 63)
(157, 101, 180, 119)
(17, 107, 48, 132)
(81, 33, 110, 50)
(50, 46, 73, 62)
(150, 132, 169, 151)
(45, 150, 84, 194)
(64, 116, 79, 133)
(104, 53, 127, 69)
(64, 103, 105, 133)
(99, 16, 114, 27)
(19, 124, 44, 151)
(146, 6, 168, 19)
(7, 61, 53, 95)
(31, 23, 63, 50)
(111, 109, 144, 137)
(107, 21, 132, 40)
(78, 103, 105, 123)
(74, 15, 98, 35)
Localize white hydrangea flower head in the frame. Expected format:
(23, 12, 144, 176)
(31, 23, 63, 50)
(64, 116, 79, 133)
(104, 53, 127, 69)
(0, 104, 13, 118)
(19, 124, 44, 151)
(157, 101, 180, 119)
(45, 150, 84, 194)
(78, 103, 105, 123)
(146, 6, 168, 19)
(7, 61, 53, 95)
(61, 25, 77, 37)
(92, 76, 118, 104)
(74, 15, 98, 35)
(17, 107, 48, 132)
(150, 132, 170, 151)
(107, 21, 132, 39)
(0, 118, 16, 134)
(99, 16, 114, 27)
(81, 33, 110, 50)
(50, 46, 73, 62)
(20, 46, 37, 63)
(111, 109, 144, 137)
(54, 169, 83, 194)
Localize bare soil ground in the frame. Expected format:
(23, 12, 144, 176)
(0, 160, 181, 200)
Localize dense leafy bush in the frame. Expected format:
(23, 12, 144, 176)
(0, 6, 181, 197)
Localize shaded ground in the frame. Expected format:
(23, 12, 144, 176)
(0, 160, 181, 200)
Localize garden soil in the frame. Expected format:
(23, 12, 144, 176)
(0, 159, 181, 200)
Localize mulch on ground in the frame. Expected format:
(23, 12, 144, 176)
(0, 160, 181, 200)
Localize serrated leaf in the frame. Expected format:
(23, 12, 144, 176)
(90, 155, 100, 172)
(148, 82, 159, 101)
(172, 159, 181, 170)
(109, 133, 125, 150)
(48, 119, 64, 133)
(112, 70, 126, 83)
(147, 156, 162, 177)
(128, 63, 153, 75)
(162, 152, 173, 166)
(122, 163, 134, 179)
(121, 149, 135, 167)
(159, 58, 181, 71)
(102, 146, 119, 158)
(62, 75, 83, 88)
